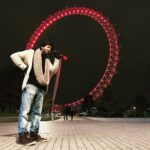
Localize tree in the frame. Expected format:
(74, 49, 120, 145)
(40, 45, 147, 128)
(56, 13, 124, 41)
(0, 66, 23, 112)
(95, 85, 123, 117)
(134, 95, 147, 114)
(42, 93, 52, 114)
(81, 94, 94, 113)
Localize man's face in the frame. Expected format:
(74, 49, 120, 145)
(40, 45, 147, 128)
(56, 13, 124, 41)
(41, 45, 52, 54)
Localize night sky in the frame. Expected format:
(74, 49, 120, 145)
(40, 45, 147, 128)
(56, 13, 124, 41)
(0, 0, 150, 105)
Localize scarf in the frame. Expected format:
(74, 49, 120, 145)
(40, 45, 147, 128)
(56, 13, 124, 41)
(33, 48, 50, 86)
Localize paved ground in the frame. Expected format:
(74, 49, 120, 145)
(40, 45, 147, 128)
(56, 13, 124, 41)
(0, 117, 150, 150)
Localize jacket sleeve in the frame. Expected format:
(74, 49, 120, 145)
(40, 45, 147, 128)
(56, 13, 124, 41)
(10, 50, 29, 70)
(50, 58, 60, 74)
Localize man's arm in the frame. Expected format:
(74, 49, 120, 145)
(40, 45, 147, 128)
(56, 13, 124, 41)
(49, 58, 60, 74)
(10, 50, 29, 70)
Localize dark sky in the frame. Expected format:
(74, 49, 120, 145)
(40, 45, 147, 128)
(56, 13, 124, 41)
(0, 0, 150, 105)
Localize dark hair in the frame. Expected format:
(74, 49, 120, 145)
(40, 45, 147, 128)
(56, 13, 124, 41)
(40, 41, 54, 50)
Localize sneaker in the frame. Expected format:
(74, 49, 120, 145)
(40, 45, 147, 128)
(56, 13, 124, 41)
(30, 133, 47, 142)
(19, 132, 36, 145)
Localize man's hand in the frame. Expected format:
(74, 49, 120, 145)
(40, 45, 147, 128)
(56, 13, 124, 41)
(52, 50, 61, 59)
(23, 65, 28, 74)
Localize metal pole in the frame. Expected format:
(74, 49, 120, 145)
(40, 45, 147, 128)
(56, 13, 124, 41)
(51, 58, 62, 120)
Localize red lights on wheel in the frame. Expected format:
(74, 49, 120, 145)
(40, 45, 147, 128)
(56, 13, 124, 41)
(26, 7, 119, 111)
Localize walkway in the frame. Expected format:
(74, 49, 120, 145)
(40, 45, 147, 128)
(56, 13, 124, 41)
(0, 117, 150, 150)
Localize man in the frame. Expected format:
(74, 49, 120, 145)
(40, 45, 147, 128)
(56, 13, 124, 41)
(63, 106, 69, 121)
(70, 108, 74, 121)
(10, 42, 60, 144)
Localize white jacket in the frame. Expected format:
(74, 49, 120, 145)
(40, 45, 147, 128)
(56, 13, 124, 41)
(10, 49, 60, 90)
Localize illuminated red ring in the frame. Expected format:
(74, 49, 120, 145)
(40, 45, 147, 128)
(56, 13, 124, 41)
(26, 7, 119, 109)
